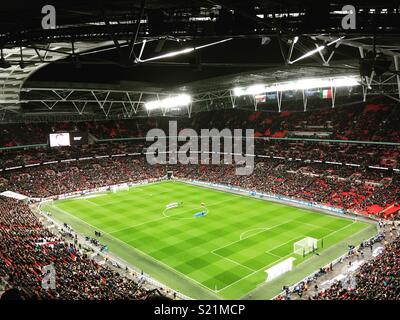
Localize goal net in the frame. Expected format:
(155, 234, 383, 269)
(265, 257, 296, 282)
(110, 184, 129, 193)
(293, 237, 318, 256)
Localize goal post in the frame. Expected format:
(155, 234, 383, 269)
(110, 184, 129, 193)
(293, 237, 318, 256)
(265, 257, 296, 282)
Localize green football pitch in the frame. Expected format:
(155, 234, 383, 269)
(43, 180, 376, 299)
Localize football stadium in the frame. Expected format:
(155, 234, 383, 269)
(0, 0, 400, 305)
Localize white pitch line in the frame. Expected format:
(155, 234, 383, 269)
(84, 199, 101, 207)
(87, 188, 173, 207)
(215, 218, 296, 253)
(213, 221, 359, 293)
(178, 180, 360, 225)
(238, 217, 291, 241)
(110, 215, 170, 232)
(213, 234, 305, 293)
(211, 251, 256, 272)
(109, 196, 239, 234)
(291, 219, 338, 232)
(47, 203, 220, 298)
(50, 180, 367, 296)
(319, 221, 356, 240)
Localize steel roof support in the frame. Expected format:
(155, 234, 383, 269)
(277, 90, 282, 112)
(331, 86, 337, 108)
(229, 90, 236, 109)
(394, 56, 400, 100)
(253, 96, 258, 111)
(302, 89, 307, 111)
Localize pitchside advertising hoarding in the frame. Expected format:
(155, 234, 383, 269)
(49, 132, 88, 147)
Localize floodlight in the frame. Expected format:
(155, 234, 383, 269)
(141, 47, 195, 62)
(329, 77, 359, 87)
(289, 37, 345, 64)
(145, 100, 161, 111)
(145, 94, 192, 111)
(233, 87, 245, 96)
(246, 84, 267, 95)
(138, 38, 232, 63)
(233, 84, 266, 97)
(232, 76, 359, 97)
(289, 45, 325, 64)
(326, 36, 345, 47)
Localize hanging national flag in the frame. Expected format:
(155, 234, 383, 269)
(254, 94, 266, 103)
(319, 88, 332, 99)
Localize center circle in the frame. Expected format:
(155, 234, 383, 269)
(162, 203, 208, 219)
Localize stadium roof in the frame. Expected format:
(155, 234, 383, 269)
(0, 1, 399, 121)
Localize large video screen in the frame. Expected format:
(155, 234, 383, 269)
(49, 133, 71, 147)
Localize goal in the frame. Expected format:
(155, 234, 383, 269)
(293, 237, 318, 256)
(110, 184, 129, 193)
(265, 257, 296, 282)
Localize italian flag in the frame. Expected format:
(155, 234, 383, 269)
(319, 88, 332, 99)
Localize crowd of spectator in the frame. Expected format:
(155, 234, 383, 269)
(192, 98, 400, 142)
(2, 157, 164, 198)
(1, 98, 400, 147)
(313, 235, 400, 300)
(274, 232, 391, 300)
(0, 196, 163, 300)
(2, 140, 398, 171)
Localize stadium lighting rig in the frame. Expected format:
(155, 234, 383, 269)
(233, 76, 360, 97)
(136, 38, 233, 63)
(145, 94, 192, 111)
(289, 37, 345, 64)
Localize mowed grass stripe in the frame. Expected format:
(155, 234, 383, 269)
(52, 180, 372, 298)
